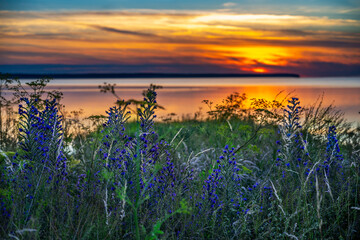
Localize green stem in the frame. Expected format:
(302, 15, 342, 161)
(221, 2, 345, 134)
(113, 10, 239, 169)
(134, 125, 141, 240)
(133, 207, 140, 240)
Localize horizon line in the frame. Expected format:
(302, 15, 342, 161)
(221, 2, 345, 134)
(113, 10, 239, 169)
(3, 72, 301, 79)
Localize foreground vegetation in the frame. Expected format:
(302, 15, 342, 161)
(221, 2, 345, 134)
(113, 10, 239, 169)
(0, 76, 359, 239)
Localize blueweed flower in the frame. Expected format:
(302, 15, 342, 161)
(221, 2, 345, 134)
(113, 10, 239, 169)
(199, 144, 256, 221)
(323, 126, 343, 176)
(276, 97, 310, 172)
(98, 85, 179, 225)
(7, 97, 68, 223)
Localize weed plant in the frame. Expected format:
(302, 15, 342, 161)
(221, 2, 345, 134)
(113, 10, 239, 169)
(0, 77, 359, 239)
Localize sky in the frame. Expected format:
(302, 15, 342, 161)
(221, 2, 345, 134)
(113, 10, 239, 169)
(0, 0, 359, 76)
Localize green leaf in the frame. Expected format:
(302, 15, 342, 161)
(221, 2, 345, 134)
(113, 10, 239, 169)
(0, 188, 11, 200)
(154, 163, 162, 172)
(101, 169, 114, 181)
(179, 199, 192, 214)
(145, 220, 164, 240)
(242, 166, 252, 174)
(248, 144, 260, 153)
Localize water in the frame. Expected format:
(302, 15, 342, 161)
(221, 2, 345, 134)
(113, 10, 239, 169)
(40, 77, 360, 123)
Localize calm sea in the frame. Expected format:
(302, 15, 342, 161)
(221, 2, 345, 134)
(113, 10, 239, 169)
(40, 77, 360, 123)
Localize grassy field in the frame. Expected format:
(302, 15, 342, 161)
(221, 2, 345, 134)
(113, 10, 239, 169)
(0, 78, 359, 239)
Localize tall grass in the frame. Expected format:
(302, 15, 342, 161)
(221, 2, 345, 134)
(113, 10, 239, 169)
(0, 78, 359, 239)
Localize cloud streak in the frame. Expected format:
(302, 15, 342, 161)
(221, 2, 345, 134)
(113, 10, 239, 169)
(87, 24, 160, 38)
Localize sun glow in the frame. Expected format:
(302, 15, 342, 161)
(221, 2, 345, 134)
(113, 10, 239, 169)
(252, 68, 268, 73)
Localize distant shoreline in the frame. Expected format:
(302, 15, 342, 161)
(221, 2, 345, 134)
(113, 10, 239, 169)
(8, 73, 300, 79)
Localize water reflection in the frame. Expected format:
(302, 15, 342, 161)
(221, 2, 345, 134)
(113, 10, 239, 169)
(44, 79, 360, 123)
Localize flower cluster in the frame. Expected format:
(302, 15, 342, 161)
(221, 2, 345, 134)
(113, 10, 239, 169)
(16, 98, 67, 177)
(321, 126, 343, 176)
(199, 145, 254, 219)
(6, 97, 67, 223)
(283, 97, 302, 134)
(136, 85, 176, 209)
(138, 84, 159, 132)
(99, 103, 132, 177)
(98, 85, 177, 226)
(276, 97, 310, 173)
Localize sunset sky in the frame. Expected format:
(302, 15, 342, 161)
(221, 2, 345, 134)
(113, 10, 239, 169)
(0, 0, 359, 76)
